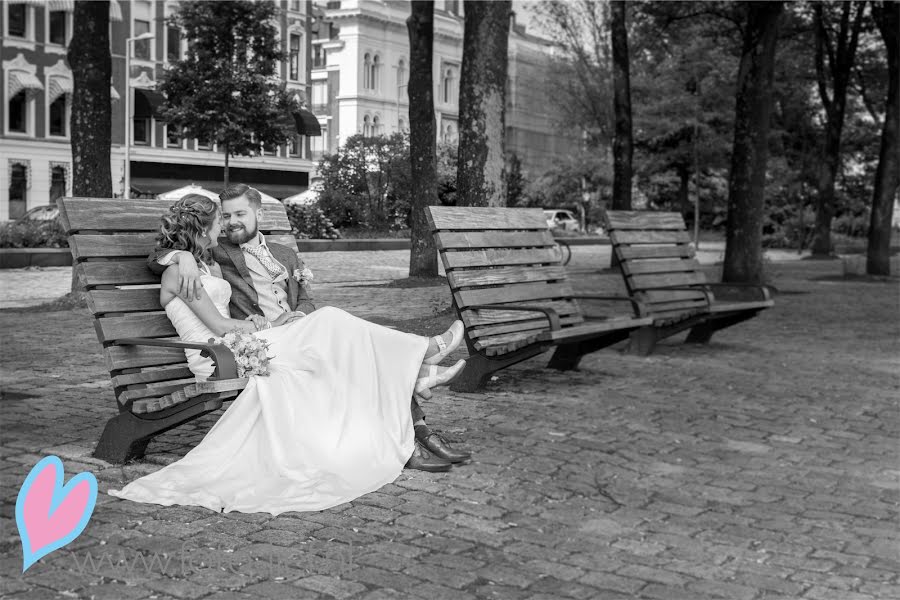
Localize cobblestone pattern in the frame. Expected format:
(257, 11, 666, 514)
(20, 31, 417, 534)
(1, 259, 898, 599)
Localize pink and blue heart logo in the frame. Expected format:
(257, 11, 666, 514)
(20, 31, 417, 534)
(16, 455, 97, 572)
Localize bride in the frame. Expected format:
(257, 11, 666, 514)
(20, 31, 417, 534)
(108, 195, 466, 515)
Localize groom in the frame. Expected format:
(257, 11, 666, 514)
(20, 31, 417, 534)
(148, 183, 469, 471)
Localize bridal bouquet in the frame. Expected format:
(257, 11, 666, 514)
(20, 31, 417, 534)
(210, 331, 273, 378)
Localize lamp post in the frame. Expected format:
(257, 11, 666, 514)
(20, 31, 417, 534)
(124, 32, 155, 199)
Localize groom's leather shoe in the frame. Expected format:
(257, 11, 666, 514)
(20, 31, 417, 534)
(405, 440, 452, 472)
(415, 425, 471, 464)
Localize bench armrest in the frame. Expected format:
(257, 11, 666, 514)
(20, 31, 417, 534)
(570, 294, 648, 317)
(555, 240, 573, 266)
(465, 304, 561, 331)
(116, 337, 239, 380)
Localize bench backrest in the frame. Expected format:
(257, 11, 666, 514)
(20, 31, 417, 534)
(59, 197, 294, 408)
(602, 210, 709, 320)
(426, 206, 584, 350)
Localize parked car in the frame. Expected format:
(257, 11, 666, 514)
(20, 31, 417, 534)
(16, 204, 59, 223)
(543, 209, 582, 232)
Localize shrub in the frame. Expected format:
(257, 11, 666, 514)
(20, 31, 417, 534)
(0, 220, 69, 248)
(285, 204, 341, 239)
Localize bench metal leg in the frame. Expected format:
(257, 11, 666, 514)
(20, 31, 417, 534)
(450, 347, 546, 393)
(548, 329, 633, 370)
(685, 311, 760, 344)
(93, 396, 227, 464)
(628, 326, 657, 356)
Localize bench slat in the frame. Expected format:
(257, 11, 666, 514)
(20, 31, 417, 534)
(467, 315, 585, 340)
(59, 198, 290, 232)
(604, 211, 686, 230)
(441, 247, 562, 270)
(119, 379, 197, 402)
(76, 260, 159, 287)
(628, 272, 708, 290)
(454, 281, 576, 308)
(96, 313, 178, 343)
(617, 245, 695, 260)
(621, 258, 701, 275)
(448, 266, 567, 289)
(639, 289, 709, 304)
(111, 366, 195, 388)
(427, 206, 547, 230)
(105, 344, 187, 372)
(474, 331, 542, 353)
(610, 230, 692, 244)
(537, 317, 651, 342)
(70, 233, 159, 259)
(87, 288, 162, 315)
(459, 299, 583, 327)
(435, 231, 556, 251)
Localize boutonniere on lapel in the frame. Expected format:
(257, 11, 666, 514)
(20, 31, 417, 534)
(293, 267, 314, 286)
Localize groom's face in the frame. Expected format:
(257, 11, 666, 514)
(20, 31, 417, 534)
(221, 195, 260, 245)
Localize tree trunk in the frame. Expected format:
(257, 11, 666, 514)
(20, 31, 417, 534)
(457, 0, 511, 207)
(810, 1, 866, 256)
(610, 0, 633, 210)
(722, 1, 782, 284)
(867, 1, 900, 275)
(68, 0, 112, 293)
(406, 1, 439, 277)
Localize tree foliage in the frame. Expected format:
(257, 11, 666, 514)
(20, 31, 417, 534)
(158, 0, 297, 185)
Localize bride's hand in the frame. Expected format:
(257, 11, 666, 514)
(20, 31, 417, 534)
(246, 314, 269, 331)
(273, 311, 306, 327)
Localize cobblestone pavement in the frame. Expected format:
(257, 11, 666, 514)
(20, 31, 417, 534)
(1, 255, 898, 600)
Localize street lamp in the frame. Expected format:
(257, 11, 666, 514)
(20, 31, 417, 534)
(124, 32, 155, 199)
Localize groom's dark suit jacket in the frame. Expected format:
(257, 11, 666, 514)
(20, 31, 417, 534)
(147, 239, 316, 319)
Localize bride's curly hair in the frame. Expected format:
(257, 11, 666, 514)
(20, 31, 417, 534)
(155, 194, 219, 265)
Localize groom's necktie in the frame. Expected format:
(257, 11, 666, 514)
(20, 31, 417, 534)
(242, 244, 285, 280)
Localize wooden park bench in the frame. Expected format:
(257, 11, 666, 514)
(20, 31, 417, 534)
(426, 206, 652, 392)
(59, 196, 296, 464)
(602, 210, 774, 355)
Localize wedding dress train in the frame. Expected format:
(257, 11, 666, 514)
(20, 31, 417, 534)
(108, 267, 428, 515)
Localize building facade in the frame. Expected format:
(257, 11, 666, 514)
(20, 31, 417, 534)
(1, 0, 318, 221)
(309, 0, 577, 178)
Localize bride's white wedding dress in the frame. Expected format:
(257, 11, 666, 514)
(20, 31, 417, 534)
(108, 265, 428, 515)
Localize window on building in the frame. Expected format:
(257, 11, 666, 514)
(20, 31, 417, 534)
(442, 67, 454, 104)
(289, 33, 301, 80)
(363, 115, 371, 137)
(49, 11, 67, 45)
(398, 118, 406, 133)
(133, 116, 150, 144)
(397, 59, 406, 94)
(8, 4, 27, 38)
(166, 125, 182, 148)
(311, 126, 326, 160)
(363, 53, 372, 89)
(49, 95, 67, 136)
(445, 0, 460, 15)
(132, 2, 152, 60)
(371, 55, 380, 90)
(197, 136, 212, 150)
(9, 92, 27, 133)
(372, 115, 380, 136)
(50, 166, 66, 204)
(313, 45, 325, 68)
(290, 1, 301, 11)
(9, 164, 27, 220)
(167, 26, 181, 62)
(289, 135, 303, 157)
(311, 81, 327, 108)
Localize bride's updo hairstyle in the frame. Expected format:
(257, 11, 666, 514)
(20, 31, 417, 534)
(156, 194, 219, 264)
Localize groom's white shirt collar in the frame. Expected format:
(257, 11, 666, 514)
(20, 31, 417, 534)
(239, 232, 268, 251)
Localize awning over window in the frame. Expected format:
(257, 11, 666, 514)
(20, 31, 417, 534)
(47, 76, 73, 103)
(134, 89, 165, 119)
(292, 108, 322, 136)
(38, 0, 122, 21)
(8, 71, 43, 98)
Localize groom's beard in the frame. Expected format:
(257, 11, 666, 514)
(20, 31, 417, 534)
(225, 223, 258, 245)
